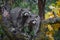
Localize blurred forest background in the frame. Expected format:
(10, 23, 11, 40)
(0, 0, 60, 40)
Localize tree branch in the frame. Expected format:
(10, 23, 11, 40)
(42, 17, 60, 24)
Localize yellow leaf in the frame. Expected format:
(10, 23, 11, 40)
(47, 25, 53, 31)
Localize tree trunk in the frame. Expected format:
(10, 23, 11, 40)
(36, 0, 46, 40)
(38, 0, 46, 20)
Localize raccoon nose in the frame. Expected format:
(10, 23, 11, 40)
(32, 21, 36, 24)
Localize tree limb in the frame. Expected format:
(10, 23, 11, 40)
(42, 17, 60, 24)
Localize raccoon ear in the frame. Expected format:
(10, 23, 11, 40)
(27, 7, 31, 11)
(21, 8, 24, 11)
(19, 9, 24, 13)
(2, 9, 10, 17)
(36, 16, 38, 18)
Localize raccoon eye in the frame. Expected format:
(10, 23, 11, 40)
(24, 13, 28, 16)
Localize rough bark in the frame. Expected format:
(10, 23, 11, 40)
(38, 0, 46, 20)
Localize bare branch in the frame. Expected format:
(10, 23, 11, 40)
(42, 17, 60, 24)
